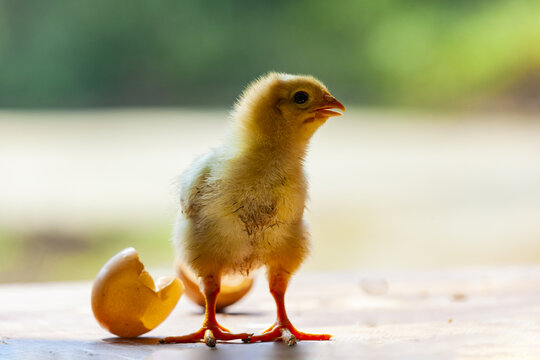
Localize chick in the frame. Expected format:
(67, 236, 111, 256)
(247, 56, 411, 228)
(161, 73, 345, 346)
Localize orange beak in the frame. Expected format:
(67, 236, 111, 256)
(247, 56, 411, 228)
(313, 93, 346, 117)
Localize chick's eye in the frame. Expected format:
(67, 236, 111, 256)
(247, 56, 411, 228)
(293, 91, 309, 104)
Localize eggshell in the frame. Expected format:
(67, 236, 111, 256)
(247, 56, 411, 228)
(92, 247, 183, 337)
(175, 261, 253, 312)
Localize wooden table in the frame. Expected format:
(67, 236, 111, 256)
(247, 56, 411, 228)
(1, 267, 539, 359)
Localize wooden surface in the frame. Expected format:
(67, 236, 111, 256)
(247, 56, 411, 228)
(1, 267, 540, 359)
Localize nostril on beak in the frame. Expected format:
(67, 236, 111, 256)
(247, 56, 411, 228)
(324, 94, 336, 103)
(323, 94, 346, 112)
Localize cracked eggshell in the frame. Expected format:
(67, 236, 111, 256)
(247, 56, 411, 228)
(92, 247, 183, 337)
(175, 261, 253, 312)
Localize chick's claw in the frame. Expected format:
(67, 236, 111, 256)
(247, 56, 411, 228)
(248, 322, 331, 345)
(160, 327, 253, 347)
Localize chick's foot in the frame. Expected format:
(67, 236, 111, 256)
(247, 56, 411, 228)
(246, 321, 331, 346)
(160, 326, 253, 347)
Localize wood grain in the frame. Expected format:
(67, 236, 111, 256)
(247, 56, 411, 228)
(1, 267, 539, 359)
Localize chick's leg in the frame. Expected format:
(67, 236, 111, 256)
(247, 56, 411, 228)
(160, 274, 252, 347)
(248, 268, 332, 345)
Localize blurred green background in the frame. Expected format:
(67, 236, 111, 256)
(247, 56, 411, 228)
(1, 0, 539, 282)
(1, 0, 539, 109)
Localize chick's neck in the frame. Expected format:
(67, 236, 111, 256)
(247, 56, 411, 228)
(241, 127, 309, 166)
(240, 106, 311, 152)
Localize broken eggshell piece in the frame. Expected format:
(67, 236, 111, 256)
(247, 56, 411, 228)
(175, 261, 253, 312)
(91, 247, 183, 337)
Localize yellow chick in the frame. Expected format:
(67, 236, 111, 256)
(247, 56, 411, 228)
(161, 73, 345, 346)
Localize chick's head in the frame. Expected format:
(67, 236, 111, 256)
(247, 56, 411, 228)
(234, 73, 345, 146)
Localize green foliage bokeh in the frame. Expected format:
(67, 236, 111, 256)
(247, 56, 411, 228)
(0, 0, 538, 108)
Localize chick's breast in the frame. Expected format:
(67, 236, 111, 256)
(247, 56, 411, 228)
(174, 149, 309, 277)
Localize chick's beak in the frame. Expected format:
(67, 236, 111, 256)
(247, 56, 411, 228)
(313, 94, 346, 117)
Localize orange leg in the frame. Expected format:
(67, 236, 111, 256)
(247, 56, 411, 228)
(160, 274, 252, 347)
(248, 269, 331, 346)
